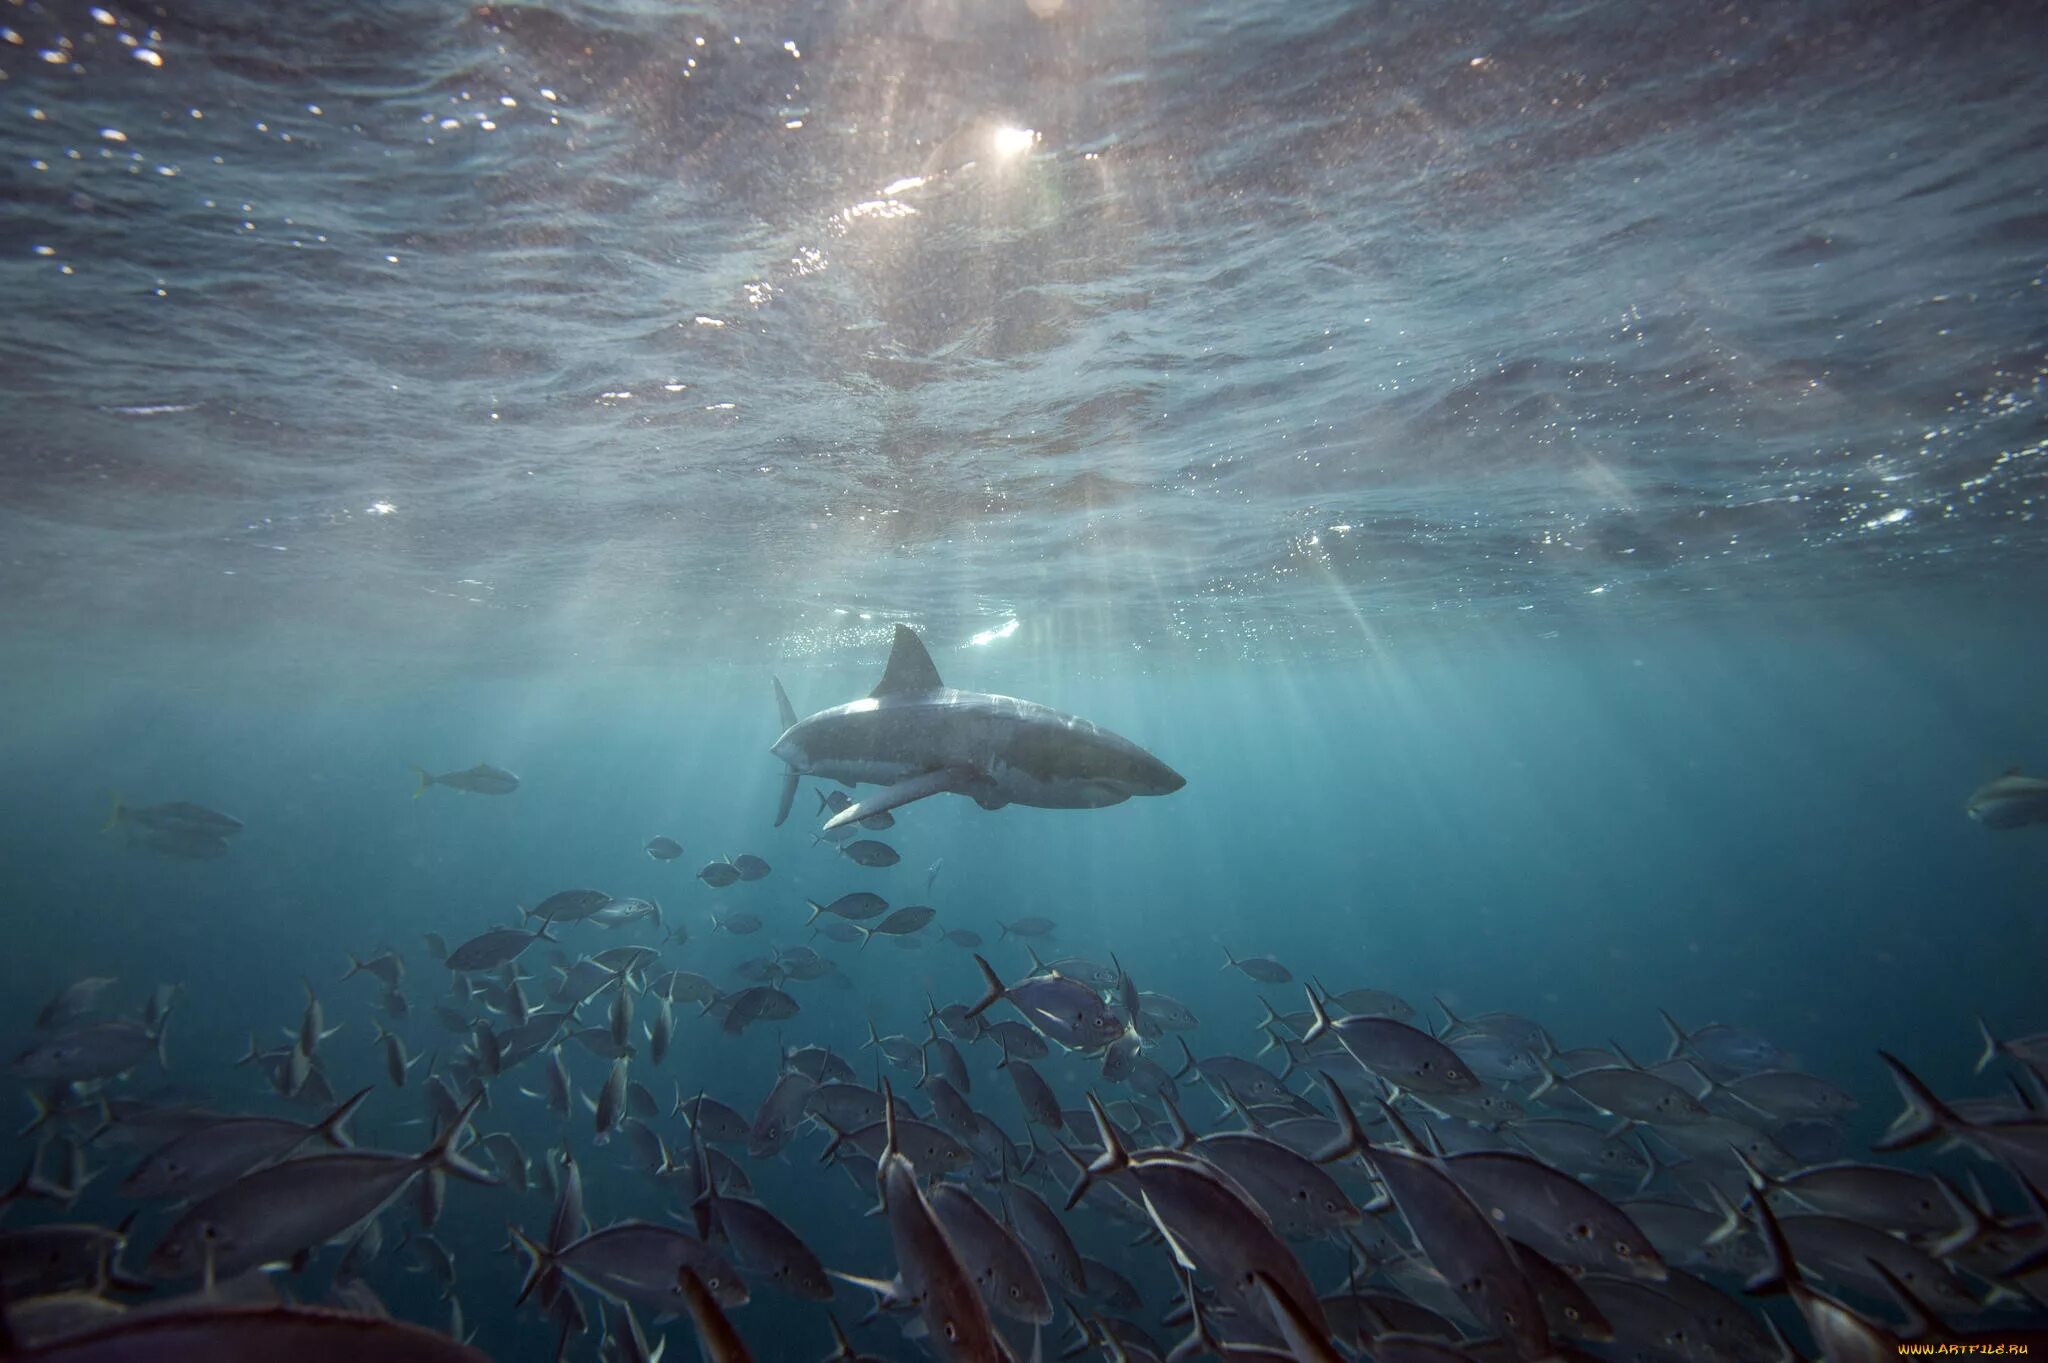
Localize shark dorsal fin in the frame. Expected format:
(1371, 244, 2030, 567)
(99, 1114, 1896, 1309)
(872, 625, 943, 697)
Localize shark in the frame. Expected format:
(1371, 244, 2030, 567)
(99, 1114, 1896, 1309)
(769, 624, 1186, 831)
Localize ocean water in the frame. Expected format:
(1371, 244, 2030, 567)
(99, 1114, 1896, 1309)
(3, 0, 2046, 1359)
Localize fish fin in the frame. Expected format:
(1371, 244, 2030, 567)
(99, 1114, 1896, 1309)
(1172, 1036, 1199, 1083)
(1974, 1016, 2001, 1075)
(410, 765, 433, 798)
(422, 1094, 498, 1186)
(1529, 1051, 1560, 1100)
(1433, 994, 1463, 1038)
(964, 954, 1006, 1020)
(1064, 1093, 1128, 1212)
(1608, 1037, 1644, 1071)
(318, 1087, 373, 1149)
(1632, 1133, 1661, 1196)
(1311, 1071, 1370, 1164)
(152, 1007, 172, 1071)
(1217, 945, 1237, 972)
(1657, 1008, 1692, 1062)
(1704, 1179, 1747, 1245)
(1930, 1174, 1989, 1258)
(101, 791, 124, 832)
(1871, 1050, 1962, 1152)
(1743, 1190, 1804, 1297)
(822, 767, 972, 831)
(1301, 984, 1334, 1044)
(1377, 1098, 1428, 1157)
(1865, 1257, 1944, 1340)
(506, 1223, 554, 1305)
(1159, 1094, 1195, 1151)
(870, 624, 943, 697)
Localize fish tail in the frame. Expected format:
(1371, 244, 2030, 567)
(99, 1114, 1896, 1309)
(1974, 1016, 2001, 1075)
(1630, 1133, 1661, 1197)
(422, 1094, 499, 1186)
(17, 1090, 54, 1138)
(1301, 984, 1333, 1044)
(1432, 994, 1463, 1039)
(410, 765, 434, 798)
(1657, 1008, 1691, 1062)
(1218, 945, 1236, 972)
(318, 1086, 373, 1149)
(963, 954, 1006, 1020)
(1529, 1052, 1560, 1101)
(854, 925, 874, 951)
(1741, 1191, 1803, 1298)
(1872, 1051, 1964, 1152)
(101, 791, 123, 833)
(1065, 1093, 1128, 1212)
(151, 1007, 172, 1071)
(506, 1223, 556, 1305)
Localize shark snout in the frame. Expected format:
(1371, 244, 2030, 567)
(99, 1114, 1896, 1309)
(1145, 759, 1187, 796)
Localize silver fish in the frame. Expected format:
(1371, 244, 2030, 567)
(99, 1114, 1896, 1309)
(1305, 988, 1478, 1096)
(748, 1073, 817, 1159)
(147, 1096, 495, 1280)
(702, 1186, 832, 1301)
(1006, 1059, 1064, 1131)
(1437, 1148, 1667, 1280)
(512, 1220, 748, 1312)
(123, 1087, 369, 1201)
(411, 763, 519, 796)
(870, 1080, 1007, 1361)
(929, 1183, 1053, 1324)
(966, 954, 1125, 1052)
(1220, 946, 1292, 983)
(444, 921, 557, 973)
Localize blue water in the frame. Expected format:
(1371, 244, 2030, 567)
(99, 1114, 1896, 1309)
(3, 0, 2047, 1358)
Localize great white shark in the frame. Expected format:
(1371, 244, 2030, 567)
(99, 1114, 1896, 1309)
(769, 625, 1186, 831)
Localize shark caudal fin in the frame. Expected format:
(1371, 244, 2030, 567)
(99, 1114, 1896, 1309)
(871, 625, 944, 697)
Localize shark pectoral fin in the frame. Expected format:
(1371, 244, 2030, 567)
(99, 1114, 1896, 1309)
(822, 767, 976, 831)
(773, 770, 798, 828)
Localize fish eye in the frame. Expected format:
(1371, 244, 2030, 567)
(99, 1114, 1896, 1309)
(943, 1322, 959, 1341)
(1614, 1241, 1633, 1257)
(1566, 1307, 1582, 1321)
(1572, 1222, 1593, 1239)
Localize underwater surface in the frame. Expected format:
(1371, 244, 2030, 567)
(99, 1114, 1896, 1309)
(1, 0, 2046, 1359)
